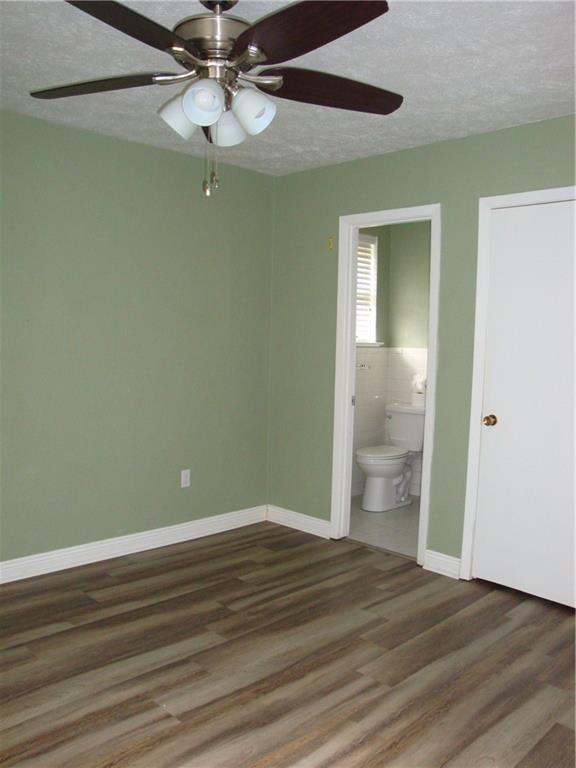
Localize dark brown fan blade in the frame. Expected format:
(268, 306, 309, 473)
(30, 73, 174, 100)
(202, 127, 213, 143)
(66, 1, 196, 55)
(258, 67, 403, 115)
(232, 1, 388, 65)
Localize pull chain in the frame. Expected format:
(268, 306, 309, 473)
(210, 141, 220, 190)
(202, 138, 211, 197)
(202, 131, 220, 197)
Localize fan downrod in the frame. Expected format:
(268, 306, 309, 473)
(199, 0, 239, 13)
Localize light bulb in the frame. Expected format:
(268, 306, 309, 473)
(182, 80, 225, 127)
(194, 90, 216, 110)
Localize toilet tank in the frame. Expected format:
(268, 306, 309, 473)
(386, 403, 425, 451)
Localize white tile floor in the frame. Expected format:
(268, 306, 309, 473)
(348, 494, 420, 559)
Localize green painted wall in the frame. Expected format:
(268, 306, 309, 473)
(1, 112, 574, 562)
(0, 112, 274, 559)
(268, 115, 575, 557)
(368, 222, 430, 348)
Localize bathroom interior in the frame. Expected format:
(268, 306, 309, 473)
(349, 220, 431, 558)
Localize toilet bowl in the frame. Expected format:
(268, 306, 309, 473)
(356, 446, 411, 512)
(355, 403, 425, 513)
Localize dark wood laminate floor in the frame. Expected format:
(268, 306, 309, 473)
(0, 522, 573, 768)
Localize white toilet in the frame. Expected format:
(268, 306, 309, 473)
(356, 403, 425, 513)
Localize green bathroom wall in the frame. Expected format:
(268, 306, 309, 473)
(373, 226, 390, 345)
(0, 112, 274, 559)
(369, 221, 431, 348)
(268, 115, 575, 557)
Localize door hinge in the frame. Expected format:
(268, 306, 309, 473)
(351, 395, 356, 406)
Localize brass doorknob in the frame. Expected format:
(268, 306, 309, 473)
(482, 414, 498, 426)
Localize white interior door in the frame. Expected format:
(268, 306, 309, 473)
(472, 197, 575, 606)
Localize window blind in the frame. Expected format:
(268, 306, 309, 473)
(356, 234, 378, 343)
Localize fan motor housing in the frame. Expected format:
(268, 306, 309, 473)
(173, 14, 250, 59)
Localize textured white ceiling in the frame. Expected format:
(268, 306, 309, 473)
(0, 0, 574, 175)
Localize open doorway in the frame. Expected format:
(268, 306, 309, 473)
(350, 221, 430, 557)
(330, 205, 441, 566)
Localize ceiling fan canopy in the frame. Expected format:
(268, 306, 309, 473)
(30, 0, 404, 193)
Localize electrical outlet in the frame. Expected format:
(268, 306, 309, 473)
(180, 469, 191, 488)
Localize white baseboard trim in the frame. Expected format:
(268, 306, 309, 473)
(0, 504, 334, 584)
(423, 549, 461, 579)
(267, 505, 331, 539)
(0, 502, 464, 585)
(0, 506, 267, 584)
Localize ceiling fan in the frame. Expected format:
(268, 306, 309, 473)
(31, 0, 403, 194)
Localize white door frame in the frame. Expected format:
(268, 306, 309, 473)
(330, 203, 442, 567)
(460, 186, 576, 580)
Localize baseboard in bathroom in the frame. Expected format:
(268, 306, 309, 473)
(350, 483, 364, 498)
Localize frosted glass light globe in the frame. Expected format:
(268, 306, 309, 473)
(213, 111, 247, 147)
(232, 88, 276, 136)
(157, 93, 197, 140)
(182, 80, 225, 127)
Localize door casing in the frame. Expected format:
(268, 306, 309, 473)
(330, 203, 442, 568)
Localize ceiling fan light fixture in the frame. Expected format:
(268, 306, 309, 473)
(212, 110, 247, 147)
(182, 79, 225, 127)
(232, 88, 276, 136)
(32, 0, 402, 197)
(157, 93, 197, 139)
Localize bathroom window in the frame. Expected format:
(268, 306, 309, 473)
(356, 234, 378, 343)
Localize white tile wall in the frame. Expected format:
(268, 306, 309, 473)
(352, 347, 427, 497)
(385, 348, 428, 405)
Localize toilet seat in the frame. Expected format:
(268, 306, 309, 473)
(356, 445, 409, 461)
